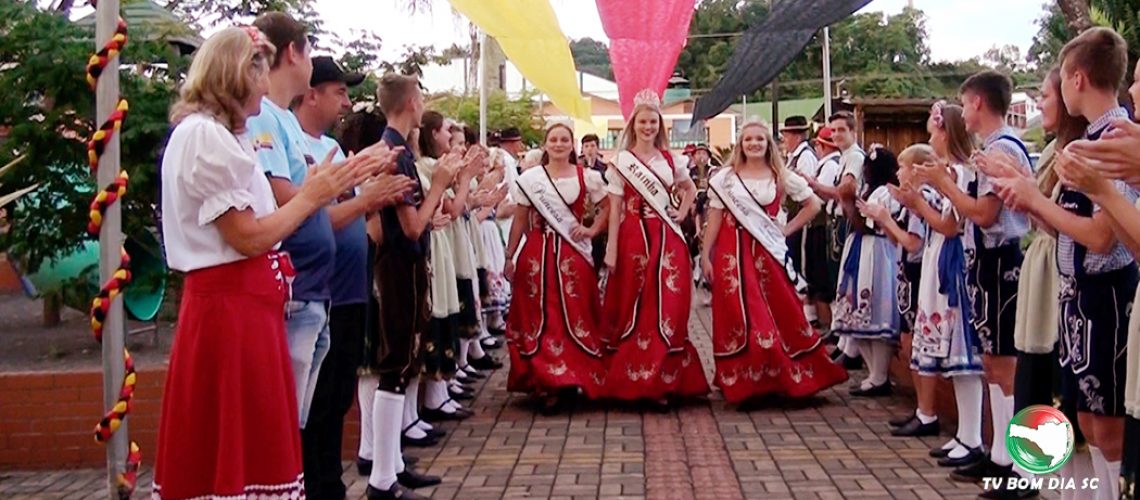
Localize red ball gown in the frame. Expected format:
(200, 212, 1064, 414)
(506, 166, 607, 398)
(601, 150, 709, 401)
(707, 173, 847, 404)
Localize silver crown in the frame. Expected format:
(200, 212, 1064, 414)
(633, 88, 662, 111)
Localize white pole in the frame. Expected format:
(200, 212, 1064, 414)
(95, 0, 128, 497)
(823, 26, 833, 119)
(478, 31, 488, 146)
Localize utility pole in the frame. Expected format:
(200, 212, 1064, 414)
(478, 30, 487, 145)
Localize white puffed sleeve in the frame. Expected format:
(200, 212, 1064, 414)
(183, 120, 261, 226)
(509, 179, 531, 207)
(783, 172, 813, 203)
(604, 164, 625, 197)
(584, 169, 608, 204)
(670, 152, 689, 183)
(868, 185, 901, 217)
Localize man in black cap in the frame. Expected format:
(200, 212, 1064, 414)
(294, 55, 431, 499)
(499, 127, 525, 165)
(687, 143, 715, 304)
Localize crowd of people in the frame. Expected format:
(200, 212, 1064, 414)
(147, 10, 1140, 500)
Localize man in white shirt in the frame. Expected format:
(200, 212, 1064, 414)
(781, 116, 819, 178)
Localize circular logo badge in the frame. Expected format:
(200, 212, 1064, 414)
(1007, 405, 1075, 474)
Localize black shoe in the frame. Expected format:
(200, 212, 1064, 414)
(890, 413, 917, 427)
(481, 338, 503, 350)
(422, 405, 473, 422)
(937, 446, 985, 467)
(458, 367, 486, 380)
(366, 482, 424, 500)
(403, 454, 419, 467)
(468, 355, 503, 371)
(930, 438, 963, 458)
(950, 457, 997, 483)
(401, 431, 439, 448)
(397, 468, 442, 489)
(449, 389, 474, 401)
(424, 427, 446, 439)
(849, 381, 890, 397)
(890, 417, 939, 437)
(488, 327, 505, 337)
(356, 457, 372, 476)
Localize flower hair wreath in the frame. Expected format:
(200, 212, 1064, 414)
(930, 100, 947, 129)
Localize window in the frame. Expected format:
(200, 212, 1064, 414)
(602, 129, 622, 150)
(670, 119, 707, 149)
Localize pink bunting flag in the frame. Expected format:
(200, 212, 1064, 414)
(595, 0, 696, 118)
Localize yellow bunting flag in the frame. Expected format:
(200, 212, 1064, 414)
(448, 0, 592, 121)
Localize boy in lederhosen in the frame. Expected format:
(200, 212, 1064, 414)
(996, 28, 1138, 500)
(366, 73, 459, 500)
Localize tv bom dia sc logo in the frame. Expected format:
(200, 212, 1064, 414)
(1006, 405, 1075, 474)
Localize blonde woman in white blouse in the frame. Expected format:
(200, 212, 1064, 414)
(152, 27, 383, 500)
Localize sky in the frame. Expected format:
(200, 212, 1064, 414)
(310, 0, 1048, 63)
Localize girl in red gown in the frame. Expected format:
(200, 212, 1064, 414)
(701, 121, 847, 405)
(504, 123, 609, 412)
(601, 89, 710, 405)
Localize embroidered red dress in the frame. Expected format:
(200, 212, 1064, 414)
(506, 166, 607, 398)
(601, 150, 710, 401)
(708, 171, 847, 403)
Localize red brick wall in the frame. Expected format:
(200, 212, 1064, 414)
(0, 367, 363, 470)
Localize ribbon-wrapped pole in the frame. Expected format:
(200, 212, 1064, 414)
(87, 0, 139, 498)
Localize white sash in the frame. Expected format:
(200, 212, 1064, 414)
(709, 171, 808, 294)
(515, 169, 593, 262)
(613, 151, 685, 239)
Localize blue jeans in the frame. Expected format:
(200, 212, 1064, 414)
(285, 300, 331, 429)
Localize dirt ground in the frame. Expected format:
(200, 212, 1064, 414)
(0, 291, 173, 372)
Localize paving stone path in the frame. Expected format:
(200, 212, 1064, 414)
(1, 304, 1059, 499)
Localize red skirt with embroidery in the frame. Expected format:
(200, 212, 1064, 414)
(710, 220, 847, 403)
(601, 206, 709, 401)
(152, 253, 304, 499)
(507, 228, 607, 398)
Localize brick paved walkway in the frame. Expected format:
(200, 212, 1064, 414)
(1, 304, 1057, 499)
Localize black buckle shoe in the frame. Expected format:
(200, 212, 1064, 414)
(402, 454, 419, 467)
(458, 368, 486, 380)
(890, 417, 939, 437)
(468, 355, 503, 371)
(424, 427, 446, 439)
(930, 437, 965, 458)
(481, 338, 504, 350)
(937, 445, 985, 467)
(400, 431, 439, 448)
(890, 413, 917, 428)
(950, 456, 997, 483)
(366, 482, 424, 500)
(449, 388, 474, 401)
(849, 381, 891, 397)
(421, 404, 474, 422)
(397, 468, 442, 489)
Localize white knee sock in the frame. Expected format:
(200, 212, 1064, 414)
(840, 336, 861, 358)
(1104, 460, 1121, 500)
(402, 377, 426, 439)
(458, 339, 471, 370)
(1090, 446, 1111, 500)
(425, 379, 450, 411)
(368, 391, 404, 490)
(988, 384, 1012, 466)
(953, 375, 984, 449)
(867, 341, 894, 386)
(357, 375, 377, 460)
(1061, 450, 1095, 500)
(470, 337, 487, 359)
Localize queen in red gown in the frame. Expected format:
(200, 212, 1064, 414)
(504, 123, 609, 410)
(601, 90, 710, 404)
(701, 121, 847, 405)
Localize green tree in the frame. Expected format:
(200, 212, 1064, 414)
(570, 37, 612, 80)
(1029, 0, 1140, 71)
(0, 1, 184, 273)
(430, 91, 545, 146)
(676, 0, 769, 91)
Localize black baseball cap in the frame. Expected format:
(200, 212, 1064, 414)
(310, 56, 364, 88)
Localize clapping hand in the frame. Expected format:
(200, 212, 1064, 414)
(430, 206, 452, 229)
(460, 145, 489, 181)
(359, 173, 417, 210)
(856, 198, 889, 223)
(432, 151, 462, 186)
(300, 149, 380, 206)
(1065, 118, 1140, 188)
(975, 150, 1024, 180)
(992, 175, 1043, 212)
(1055, 149, 1113, 197)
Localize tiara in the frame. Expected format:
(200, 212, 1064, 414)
(633, 88, 662, 111)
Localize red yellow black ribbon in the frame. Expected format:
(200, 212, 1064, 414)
(85, 1, 138, 497)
